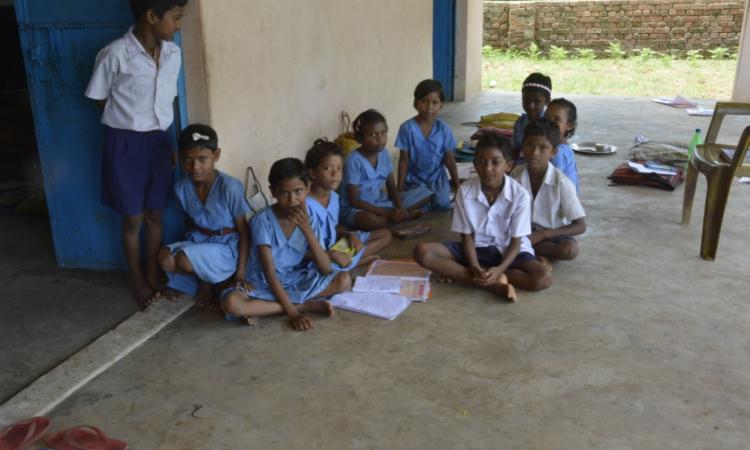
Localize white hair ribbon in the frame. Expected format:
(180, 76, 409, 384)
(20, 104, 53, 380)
(192, 133, 210, 142)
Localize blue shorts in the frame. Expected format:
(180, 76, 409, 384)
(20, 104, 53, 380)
(442, 241, 536, 269)
(101, 126, 173, 216)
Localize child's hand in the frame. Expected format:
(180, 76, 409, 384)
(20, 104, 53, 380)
(330, 250, 353, 268)
(470, 265, 487, 281)
(348, 233, 364, 253)
(288, 206, 310, 229)
(476, 267, 505, 287)
(387, 208, 409, 222)
(529, 230, 548, 245)
(233, 275, 253, 292)
(288, 313, 314, 331)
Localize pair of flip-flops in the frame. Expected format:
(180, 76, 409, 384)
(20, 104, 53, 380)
(0, 417, 127, 450)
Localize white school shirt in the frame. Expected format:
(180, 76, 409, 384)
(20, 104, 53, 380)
(451, 176, 534, 255)
(85, 28, 182, 132)
(511, 162, 586, 230)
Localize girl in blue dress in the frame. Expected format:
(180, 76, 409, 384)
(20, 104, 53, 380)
(396, 79, 460, 211)
(305, 139, 392, 270)
(158, 124, 252, 307)
(340, 109, 433, 231)
(222, 158, 351, 331)
(544, 98, 580, 192)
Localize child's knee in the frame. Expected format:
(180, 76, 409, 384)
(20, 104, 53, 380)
(143, 210, 163, 227)
(531, 267, 554, 291)
(559, 240, 579, 260)
(174, 251, 193, 273)
(158, 247, 175, 271)
(222, 290, 247, 315)
(373, 228, 392, 246)
(413, 243, 431, 264)
(333, 272, 352, 291)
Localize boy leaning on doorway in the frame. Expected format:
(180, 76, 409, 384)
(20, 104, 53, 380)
(85, 0, 188, 308)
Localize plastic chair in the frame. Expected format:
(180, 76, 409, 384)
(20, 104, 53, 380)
(244, 166, 269, 216)
(681, 102, 750, 260)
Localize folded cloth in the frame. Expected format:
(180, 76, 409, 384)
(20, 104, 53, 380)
(608, 161, 684, 191)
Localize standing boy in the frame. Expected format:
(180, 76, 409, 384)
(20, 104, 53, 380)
(85, 0, 187, 307)
(413, 134, 553, 302)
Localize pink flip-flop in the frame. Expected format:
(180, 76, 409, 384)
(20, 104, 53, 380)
(46, 426, 127, 450)
(0, 416, 52, 450)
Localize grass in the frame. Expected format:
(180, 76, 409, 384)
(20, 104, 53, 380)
(483, 55, 737, 99)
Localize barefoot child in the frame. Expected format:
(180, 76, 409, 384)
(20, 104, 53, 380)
(413, 134, 553, 301)
(158, 125, 251, 306)
(222, 158, 350, 331)
(512, 73, 552, 159)
(511, 119, 586, 261)
(545, 98, 580, 191)
(396, 79, 460, 210)
(340, 109, 433, 231)
(85, 0, 187, 307)
(305, 139, 392, 270)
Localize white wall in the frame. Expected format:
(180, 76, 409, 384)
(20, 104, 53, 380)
(182, 0, 434, 184)
(733, 0, 750, 101)
(454, 0, 483, 101)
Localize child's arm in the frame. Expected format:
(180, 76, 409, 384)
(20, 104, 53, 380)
(397, 150, 409, 192)
(479, 237, 521, 286)
(385, 175, 409, 221)
(232, 216, 251, 289)
(289, 206, 332, 274)
(530, 218, 586, 245)
(444, 151, 461, 192)
(460, 233, 484, 280)
(258, 245, 314, 331)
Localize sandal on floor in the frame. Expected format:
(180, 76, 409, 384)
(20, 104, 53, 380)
(46, 426, 127, 450)
(0, 416, 52, 450)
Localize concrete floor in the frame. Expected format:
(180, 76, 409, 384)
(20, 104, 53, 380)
(0, 213, 139, 403)
(14, 92, 750, 449)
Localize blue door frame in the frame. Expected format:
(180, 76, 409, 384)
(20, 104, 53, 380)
(14, 0, 188, 270)
(433, 0, 456, 101)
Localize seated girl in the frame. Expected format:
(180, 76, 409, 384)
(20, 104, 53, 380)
(222, 158, 351, 331)
(158, 124, 251, 307)
(339, 109, 433, 231)
(396, 79, 460, 210)
(305, 138, 392, 270)
(545, 98, 580, 191)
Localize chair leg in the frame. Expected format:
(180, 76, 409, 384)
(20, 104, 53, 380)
(699, 175, 733, 260)
(681, 162, 698, 225)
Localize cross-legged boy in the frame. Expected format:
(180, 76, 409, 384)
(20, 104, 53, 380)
(413, 134, 553, 301)
(85, 0, 187, 307)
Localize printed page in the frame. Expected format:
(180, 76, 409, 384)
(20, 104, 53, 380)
(330, 292, 411, 320)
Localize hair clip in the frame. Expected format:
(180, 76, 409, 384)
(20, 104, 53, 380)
(523, 83, 552, 94)
(192, 133, 210, 142)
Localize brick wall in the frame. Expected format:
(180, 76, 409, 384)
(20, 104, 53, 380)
(483, 0, 746, 53)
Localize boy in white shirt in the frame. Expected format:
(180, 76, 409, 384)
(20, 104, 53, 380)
(85, 0, 187, 307)
(413, 134, 553, 302)
(511, 119, 586, 261)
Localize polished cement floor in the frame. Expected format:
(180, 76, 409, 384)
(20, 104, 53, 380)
(6, 91, 750, 449)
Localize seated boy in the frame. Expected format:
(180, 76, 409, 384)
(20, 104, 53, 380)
(413, 134, 553, 302)
(511, 118, 586, 261)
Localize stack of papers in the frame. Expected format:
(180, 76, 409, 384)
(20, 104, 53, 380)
(626, 161, 677, 176)
(330, 292, 411, 320)
(651, 95, 697, 108)
(686, 106, 714, 116)
(361, 259, 432, 302)
(353, 276, 401, 294)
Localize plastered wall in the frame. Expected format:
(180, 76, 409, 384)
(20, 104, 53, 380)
(182, 0, 434, 184)
(733, 0, 749, 100)
(454, 0, 484, 101)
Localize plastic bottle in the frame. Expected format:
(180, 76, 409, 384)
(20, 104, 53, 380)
(688, 128, 702, 160)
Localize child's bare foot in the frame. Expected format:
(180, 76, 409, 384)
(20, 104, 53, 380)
(484, 273, 517, 302)
(194, 282, 214, 308)
(147, 275, 181, 300)
(129, 278, 157, 309)
(302, 300, 335, 317)
(538, 256, 553, 271)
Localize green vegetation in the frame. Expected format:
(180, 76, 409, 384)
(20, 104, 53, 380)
(482, 45, 738, 99)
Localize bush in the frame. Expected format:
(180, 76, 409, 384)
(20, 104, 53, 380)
(708, 47, 730, 60)
(549, 45, 568, 62)
(605, 41, 627, 59)
(525, 42, 542, 60)
(574, 48, 596, 61)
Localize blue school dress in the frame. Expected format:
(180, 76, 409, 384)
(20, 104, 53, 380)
(240, 205, 337, 304)
(552, 144, 580, 192)
(166, 172, 251, 295)
(339, 149, 432, 227)
(395, 118, 457, 210)
(307, 193, 371, 272)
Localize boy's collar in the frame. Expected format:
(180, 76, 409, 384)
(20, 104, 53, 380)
(526, 162, 555, 186)
(125, 27, 178, 59)
(474, 175, 511, 206)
